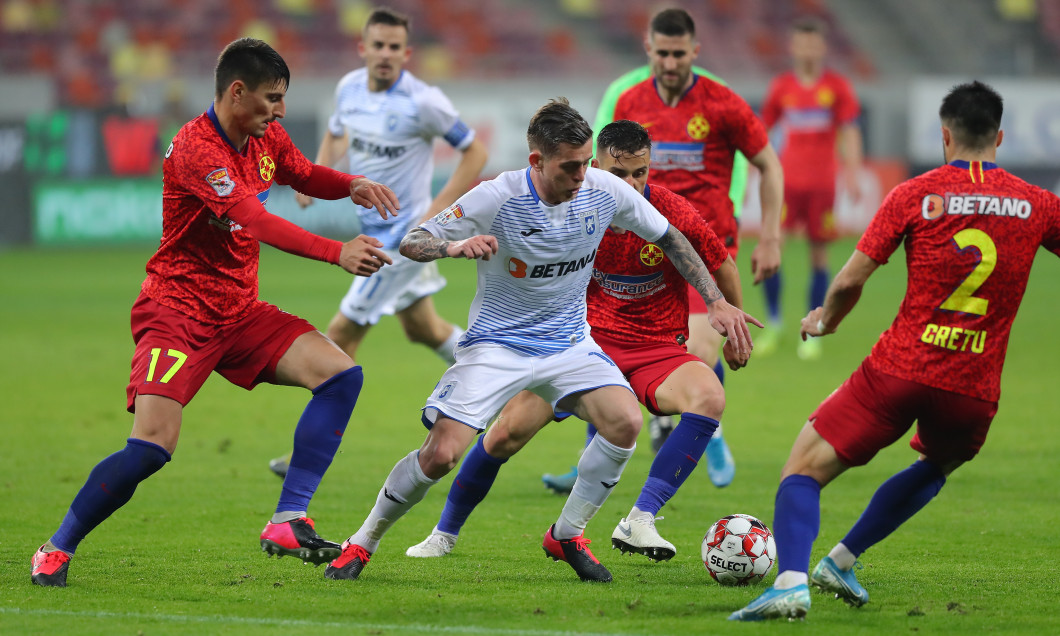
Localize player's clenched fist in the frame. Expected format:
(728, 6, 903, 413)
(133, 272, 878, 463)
(350, 177, 401, 220)
(339, 234, 393, 276)
(446, 235, 499, 260)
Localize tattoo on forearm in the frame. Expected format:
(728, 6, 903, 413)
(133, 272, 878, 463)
(400, 228, 450, 262)
(657, 227, 724, 305)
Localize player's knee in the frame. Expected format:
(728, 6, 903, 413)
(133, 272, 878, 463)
(685, 384, 725, 420)
(600, 406, 643, 447)
(419, 441, 464, 477)
(483, 422, 529, 459)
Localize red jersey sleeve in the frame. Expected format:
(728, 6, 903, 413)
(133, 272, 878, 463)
(759, 77, 784, 130)
(857, 183, 915, 264)
(831, 73, 861, 125)
(651, 185, 728, 272)
(722, 91, 769, 160)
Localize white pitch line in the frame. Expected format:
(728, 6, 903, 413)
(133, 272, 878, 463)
(0, 607, 640, 636)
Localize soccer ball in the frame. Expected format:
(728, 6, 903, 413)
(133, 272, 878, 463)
(702, 513, 777, 586)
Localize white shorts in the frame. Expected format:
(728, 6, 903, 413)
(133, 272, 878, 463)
(337, 250, 447, 325)
(422, 338, 634, 431)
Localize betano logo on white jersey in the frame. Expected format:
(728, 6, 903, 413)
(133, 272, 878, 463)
(421, 167, 670, 356)
(328, 68, 475, 249)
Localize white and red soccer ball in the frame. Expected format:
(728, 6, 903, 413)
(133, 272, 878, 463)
(702, 513, 777, 585)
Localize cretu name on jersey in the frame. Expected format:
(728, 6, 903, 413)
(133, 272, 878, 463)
(508, 249, 597, 279)
(920, 323, 987, 353)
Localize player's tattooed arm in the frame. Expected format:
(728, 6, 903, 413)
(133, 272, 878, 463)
(400, 228, 499, 262)
(656, 225, 724, 305)
(400, 228, 450, 262)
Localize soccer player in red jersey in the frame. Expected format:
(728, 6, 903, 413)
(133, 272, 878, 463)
(731, 81, 1060, 620)
(609, 8, 784, 486)
(403, 119, 748, 563)
(757, 17, 864, 361)
(30, 38, 402, 588)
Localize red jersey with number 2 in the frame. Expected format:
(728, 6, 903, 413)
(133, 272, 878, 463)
(143, 105, 315, 325)
(613, 76, 768, 243)
(588, 184, 729, 346)
(857, 161, 1060, 401)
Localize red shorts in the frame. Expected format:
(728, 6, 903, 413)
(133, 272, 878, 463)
(593, 332, 703, 414)
(125, 293, 316, 412)
(811, 358, 998, 466)
(782, 186, 837, 242)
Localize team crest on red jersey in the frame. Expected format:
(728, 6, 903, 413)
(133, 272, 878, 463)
(205, 168, 235, 196)
(258, 155, 276, 182)
(640, 243, 664, 266)
(686, 114, 710, 140)
(816, 87, 836, 107)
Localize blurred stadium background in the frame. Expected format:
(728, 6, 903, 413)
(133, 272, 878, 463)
(1, 0, 1058, 247)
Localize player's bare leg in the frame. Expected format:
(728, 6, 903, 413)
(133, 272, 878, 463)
(613, 360, 723, 561)
(396, 295, 464, 364)
(686, 315, 735, 486)
(407, 391, 554, 558)
(328, 417, 474, 580)
(33, 395, 179, 586)
(542, 386, 641, 582)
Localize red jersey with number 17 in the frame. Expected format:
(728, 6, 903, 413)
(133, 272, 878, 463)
(588, 184, 729, 345)
(143, 105, 315, 325)
(613, 76, 769, 244)
(857, 161, 1060, 402)
(760, 69, 859, 190)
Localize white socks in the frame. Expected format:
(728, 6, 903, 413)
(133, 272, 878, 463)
(350, 450, 438, 553)
(433, 325, 464, 365)
(554, 434, 634, 539)
(829, 542, 857, 570)
(774, 570, 808, 589)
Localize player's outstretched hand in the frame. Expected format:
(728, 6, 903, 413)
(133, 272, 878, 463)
(339, 234, 393, 276)
(800, 306, 833, 340)
(350, 177, 400, 220)
(750, 237, 781, 285)
(707, 300, 763, 361)
(295, 192, 314, 209)
(721, 338, 747, 371)
(446, 235, 498, 260)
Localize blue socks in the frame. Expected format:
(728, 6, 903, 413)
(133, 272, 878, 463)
(51, 438, 171, 554)
(841, 460, 946, 557)
(276, 366, 363, 514)
(635, 413, 719, 515)
(764, 271, 782, 324)
(437, 435, 507, 535)
(773, 474, 822, 575)
(810, 267, 829, 310)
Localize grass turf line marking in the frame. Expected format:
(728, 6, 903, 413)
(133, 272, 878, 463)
(1, 607, 634, 635)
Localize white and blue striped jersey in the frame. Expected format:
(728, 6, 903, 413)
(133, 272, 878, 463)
(328, 69, 476, 249)
(420, 167, 670, 356)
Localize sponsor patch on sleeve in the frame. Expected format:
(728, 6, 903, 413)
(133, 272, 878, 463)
(206, 167, 236, 197)
(433, 203, 464, 226)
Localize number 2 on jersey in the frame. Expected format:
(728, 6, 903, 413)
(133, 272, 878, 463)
(940, 228, 996, 316)
(146, 348, 188, 383)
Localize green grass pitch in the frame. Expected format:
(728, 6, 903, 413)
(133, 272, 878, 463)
(1, 238, 1058, 635)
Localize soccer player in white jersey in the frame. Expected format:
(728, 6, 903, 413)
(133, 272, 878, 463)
(298, 7, 487, 364)
(324, 98, 760, 583)
(270, 8, 488, 478)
